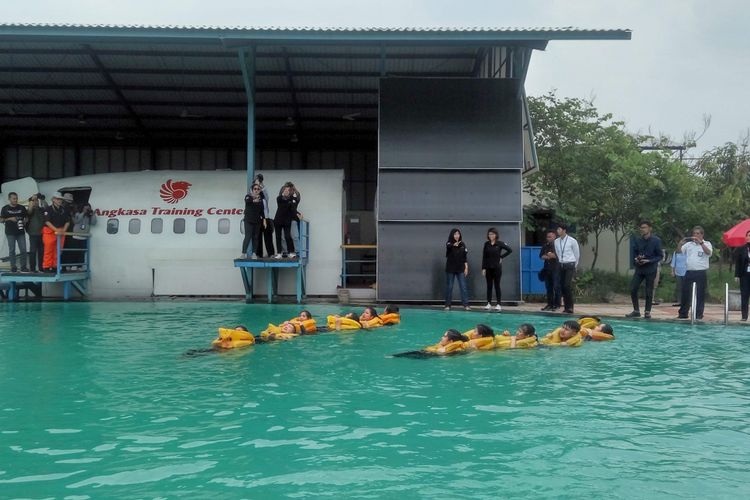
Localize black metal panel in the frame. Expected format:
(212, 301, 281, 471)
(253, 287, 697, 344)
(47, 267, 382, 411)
(377, 222, 520, 302)
(378, 170, 521, 221)
(379, 78, 522, 168)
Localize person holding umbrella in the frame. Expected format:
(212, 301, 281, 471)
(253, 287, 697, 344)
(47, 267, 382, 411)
(734, 230, 750, 321)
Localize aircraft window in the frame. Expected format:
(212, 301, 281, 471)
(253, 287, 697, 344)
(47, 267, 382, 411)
(196, 218, 208, 234)
(174, 218, 186, 234)
(129, 219, 141, 235)
(151, 218, 163, 234)
(106, 219, 119, 234)
(218, 218, 230, 234)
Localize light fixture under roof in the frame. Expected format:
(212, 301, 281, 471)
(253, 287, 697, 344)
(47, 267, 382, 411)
(285, 116, 296, 127)
(290, 133, 299, 143)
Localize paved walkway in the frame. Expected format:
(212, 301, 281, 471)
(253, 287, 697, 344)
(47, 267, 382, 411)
(499, 300, 747, 326)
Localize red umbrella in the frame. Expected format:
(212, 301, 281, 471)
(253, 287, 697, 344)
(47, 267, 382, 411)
(722, 219, 750, 247)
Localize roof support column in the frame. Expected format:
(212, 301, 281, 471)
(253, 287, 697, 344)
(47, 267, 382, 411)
(238, 46, 256, 190)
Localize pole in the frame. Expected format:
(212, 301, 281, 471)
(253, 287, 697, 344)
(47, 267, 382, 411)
(724, 282, 729, 325)
(690, 281, 697, 324)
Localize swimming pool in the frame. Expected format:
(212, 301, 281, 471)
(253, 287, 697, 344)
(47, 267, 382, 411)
(1, 302, 749, 498)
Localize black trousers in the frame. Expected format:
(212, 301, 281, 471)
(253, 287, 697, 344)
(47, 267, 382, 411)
(679, 270, 707, 318)
(258, 218, 275, 257)
(560, 263, 576, 311)
(739, 273, 750, 320)
(485, 267, 502, 303)
(544, 266, 561, 308)
(28, 234, 44, 272)
(242, 220, 262, 256)
(630, 269, 657, 312)
(275, 223, 294, 254)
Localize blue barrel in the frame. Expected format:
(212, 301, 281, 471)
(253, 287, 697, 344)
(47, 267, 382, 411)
(520, 246, 546, 295)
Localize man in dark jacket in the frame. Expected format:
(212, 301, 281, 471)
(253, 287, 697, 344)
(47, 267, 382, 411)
(626, 221, 663, 319)
(539, 229, 561, 311)
(1, 192, 29, 273)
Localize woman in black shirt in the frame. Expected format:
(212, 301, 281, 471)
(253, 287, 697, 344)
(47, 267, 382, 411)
(734, 230, 750, 321)
(481, 227, 513, 311)
(241, 184, 265, 259)
(273, 184, 301, 258)
(445, 228, 470, 311)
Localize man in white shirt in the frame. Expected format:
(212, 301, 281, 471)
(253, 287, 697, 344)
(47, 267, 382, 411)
(677, 225, 713, 320)
(554, 223, 580, 314)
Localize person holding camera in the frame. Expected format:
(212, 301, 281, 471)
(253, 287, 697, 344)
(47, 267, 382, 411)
(0, 191, 29, 273)
(68, 202, 97, 270)
(626, 220, 663, 319)
(273, 182, 302, 259)
(677, 226, 713, 320)
(26, 194, 46, 272)
(554, 223, 579, 314)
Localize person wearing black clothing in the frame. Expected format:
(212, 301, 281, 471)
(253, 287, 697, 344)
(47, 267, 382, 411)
(0, 192, 29, 272)
(252, 174, 275, 257)
(273, 184, 301, 258)
(481, 227, 512, 311)
(42, 192, 70, 272)
(734, 230, 750, 321)
(444, 228, 470, 311)
(241, 184, 265, 259)
(539, 229, 561, 311)
(626, 221, 663, 319)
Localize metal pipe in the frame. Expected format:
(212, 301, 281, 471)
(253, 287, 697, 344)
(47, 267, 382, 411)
(724, 282, 729, 325)
(690, 281, 697, 324)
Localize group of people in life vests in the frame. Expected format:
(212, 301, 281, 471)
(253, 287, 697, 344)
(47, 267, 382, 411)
(211, 305, 401, 349)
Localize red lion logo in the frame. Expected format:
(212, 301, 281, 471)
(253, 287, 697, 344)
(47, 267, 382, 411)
(159, 179, 192, 204)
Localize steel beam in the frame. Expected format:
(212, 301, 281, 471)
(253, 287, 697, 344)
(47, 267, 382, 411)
(238, 47, 256, 189)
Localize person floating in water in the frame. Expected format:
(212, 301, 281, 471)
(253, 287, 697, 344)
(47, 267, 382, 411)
(381, 304, 401, 325)
(540, 320, 583, 346)
(496, 323, 538, 349)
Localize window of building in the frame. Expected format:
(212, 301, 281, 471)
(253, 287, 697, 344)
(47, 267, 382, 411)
(196, 218, 208, 234)
(106, 219, 119, 234)
(128, 219, 141, 234)
(174, 218, 186, 234)
(151, 218, 163, 234)
(218, 218, 230, 234)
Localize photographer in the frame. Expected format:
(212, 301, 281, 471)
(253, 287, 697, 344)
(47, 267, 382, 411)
(253, 174, 275, 258)
(68, 202, 97, 270)
(677, 226, 713, 320)
(626, 221, 663, 319)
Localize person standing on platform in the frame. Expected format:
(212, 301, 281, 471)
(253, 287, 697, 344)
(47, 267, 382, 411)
(253, 174, 275, 258)
(626, 221, 663, 319)
(1, 192, 29, 273)
(273, 183, 301, 259)
(481, 227, 512, 311)
(70, 202, 97, 270)
(540, 229, 561, 311)
(42, 192, 70, 272)
(677, 226, 713, 320)
(241, 184, 265, 260)
(554, 223, 579, 314)
(734, 230, 750, 321)
(26, 194, 45, 273)
(444, 228, 470, 311)
(670, 237, 687, 307)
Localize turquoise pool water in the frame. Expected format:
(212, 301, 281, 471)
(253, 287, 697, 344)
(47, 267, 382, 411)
(1, 302, 749, 499)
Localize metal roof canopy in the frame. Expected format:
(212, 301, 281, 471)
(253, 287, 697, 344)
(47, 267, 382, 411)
(0, 24, 631, 149)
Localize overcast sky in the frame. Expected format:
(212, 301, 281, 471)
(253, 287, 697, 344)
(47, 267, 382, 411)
(5, 0, 748, 152)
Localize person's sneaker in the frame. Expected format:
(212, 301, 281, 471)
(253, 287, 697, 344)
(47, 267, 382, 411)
(240, 253, 247, 259)
(289, 252, 297, 258)
(464, 306, 471, 311)
(644, 311, 652, 319)
(495, 304, 502, 312)
(273, 254, 283, 259)
(541, 305, 550, 311)
(444, 306, 451, 311)
(251, 254, 258, 260)
(563, 309, 574, 314)
(484, 303, 492, 310)
(11, 267, 18, 273)
(20, 268, 30, 273)
(625, 311, 641, 318)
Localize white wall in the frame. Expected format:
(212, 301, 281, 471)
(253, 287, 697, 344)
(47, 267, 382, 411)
(35, 170, 343, 298)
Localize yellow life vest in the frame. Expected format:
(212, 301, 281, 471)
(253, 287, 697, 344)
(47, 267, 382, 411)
(260, 323, 299, 341)
(212, 327, 256, 349)
(494, 335, 538, 349)
(466, 336, 496, 350)
(360, 317, 384, 329)
(540, 328, 583, 347)
(380, 313, 401, 325)
(423, 340, 466, 355)
(578, 316, 600, 330)
(327, 315, 361, 330)
(582, 328, 615, 341)
(286, 318, 317, 333)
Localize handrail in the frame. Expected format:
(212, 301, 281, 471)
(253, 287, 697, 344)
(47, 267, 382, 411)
(340, 244, 376, 287)
(690, 281, 697, 324)
(724, 282, 729, 325)
(52, 233, 91, 276)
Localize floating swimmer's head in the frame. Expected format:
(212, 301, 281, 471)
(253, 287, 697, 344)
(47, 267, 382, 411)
(281, 322, 296, 334)
(559, 321, 580, 341)
(299, 310, 312, 321)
